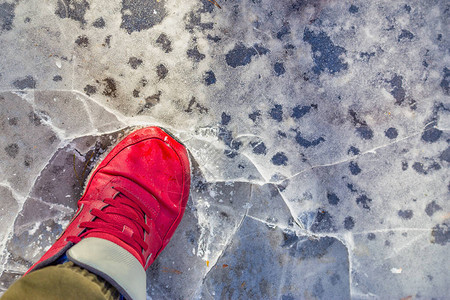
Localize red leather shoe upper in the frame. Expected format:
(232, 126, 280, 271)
(26, 127, 190, 274)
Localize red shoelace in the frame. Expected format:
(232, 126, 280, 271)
(67, 186, 154, 261)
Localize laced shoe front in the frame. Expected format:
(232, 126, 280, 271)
(25, 127, 191, 300)
(66, 186, 155, 266)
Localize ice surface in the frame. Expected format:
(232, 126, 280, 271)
(0, 0, 449, 298)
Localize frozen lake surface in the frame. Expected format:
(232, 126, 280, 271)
(0, 0, 449, 298)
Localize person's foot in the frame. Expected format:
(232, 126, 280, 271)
(25, 127, 191, 300)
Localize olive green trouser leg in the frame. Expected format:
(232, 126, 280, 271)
(1, 262, 119, 300)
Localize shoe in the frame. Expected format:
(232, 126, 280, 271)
(25, 127, 191, 300)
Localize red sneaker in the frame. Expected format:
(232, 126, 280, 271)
(25, 127, 190, 300)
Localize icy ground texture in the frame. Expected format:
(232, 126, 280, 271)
(0, 0, 449, 298)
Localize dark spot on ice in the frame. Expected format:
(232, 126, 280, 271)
(356, 126, 374, 140)
(75, 35, 89, 47)
(272, 152, 288, 166)
(440, 147, 450, 162)
(120, 0, 167, 34)
(344, 216, 355, 230)
(8, 117, 18, 126)
(356, 194, 372, 210)
(412, 162, 426, 174)
(4, 143, 19, 158)
(440, 67, 450, 95)
(389, 74, 406, 105)
(274, 62, 286, 76)
(132, 89, 139, 98)
(278, 131, 287, 138)
(221, 112, 231, 126)
(311, 210, 336, 232)
(412, 161, 441, 175)
(0, 2, 16, 32)
(92, 17, 105, 28)
(360, 52, 375, 61)
(402, 161, 408, 171)
(24, 17, 31, 23)
(348, 146, 360, 156)
(327, 192, 340, 205)
(282, 295, 294, 300)
(184, 2, 214, 32)
(28, 112, 41, 126)
(349, 5, 359, 13)
(219, 211, 229, 219)
(156, 33, 172, 53)
(224, 150, 238, 159)
(312, 279, 324, 298)
(254, 44, 269, 55)
(295, 131, 325, 148)
(204, 71, 216, 85)
(194, 180, 207, 193)
(284, 44, 295, 49)
(128, 57, 143, 69)
(13, 76, 36, 89)
(347, 183, 357, 193)
(398, 29, 414, 42)
(49, 135, 58, 144)
(102, 78, 117, 97)
(217, 124, 241, 158)
(84, 84, 97, 96)
(55, 0, 89, 27)
(250, 141, 267, 155)
(398, 209, 413, 219)
(138, 91, 162, 114)
(421, 127, 442, 143)
(425, 201, 442, 217)
(270, 104, 283, 122)
(187, 46, 205, 62)
(367, 233, 376, 240)
(302, 73, 310, 81)
(24, 155, 33, 167)
(140, 77, 148, 87)
(404, 5, 411, 13)
(349, 109, 373, 139)
(249, 110, 261, 122)
(384, 240, 391, 246)
(185, 97, 208, 114)
(349, 161, 361, 175)
(225, 43, 269, 68)
(277, 23, 290, 40)
(431, 223, 449, 245)
(207, 34, 221, 42)
(330, 273, 340, 286)
(303, 28, 348, 75)
(156, 64, 168, 80)
(292, 105, 312, 119)
(145, 91, 161, 106)
(103, 35, 112, 48)
(385, 127, 398, 139)
(53, 75, 62, 82)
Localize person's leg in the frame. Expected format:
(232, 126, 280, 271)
(1, 262, 119, 300)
